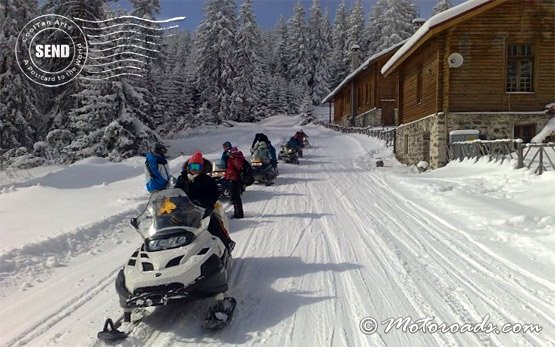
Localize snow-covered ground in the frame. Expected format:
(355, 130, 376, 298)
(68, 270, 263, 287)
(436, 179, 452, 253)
(0, 115, 553, 347)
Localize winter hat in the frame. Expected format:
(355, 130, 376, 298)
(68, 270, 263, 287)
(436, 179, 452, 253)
(223, 141, 232, 148)
(189, 151, 204, 164)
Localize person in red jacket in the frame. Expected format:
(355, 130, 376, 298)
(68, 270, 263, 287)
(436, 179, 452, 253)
(225, 147, 244, 218)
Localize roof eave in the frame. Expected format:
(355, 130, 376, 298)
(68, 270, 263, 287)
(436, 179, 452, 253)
(382, 0, 507, 77)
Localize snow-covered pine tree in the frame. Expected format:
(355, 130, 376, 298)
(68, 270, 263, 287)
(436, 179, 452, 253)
(40, 0, 109, 134)
(65, 1, 160, 161)
(231, 0, 264, 121)
(285, 2, 309, 113)
(0, 0, 41, 162)
(346, 0, 365, 59)
(195, 0, 238, 122)
(367, 0, 417, 55)
(307, 0, 331, 105)
(329, 0, 350, 88)
(432, 0, 453, 15)
(269, 17, 290, 79)
(155, 31, 197, 135)
(129, 0, 160, 18)
(267, 75, 289, 115)
(127, 0, 161, 130)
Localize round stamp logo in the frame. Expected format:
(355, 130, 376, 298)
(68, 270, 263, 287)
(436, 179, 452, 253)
(15, 14, 88, 87)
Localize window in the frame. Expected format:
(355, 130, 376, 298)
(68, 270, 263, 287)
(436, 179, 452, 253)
(507, 44, 533, 92)
(514, 124, 536, 143)
(416, 64, 423, 104)
(404, 134, 409, 154)
(365, 83, 370, 105)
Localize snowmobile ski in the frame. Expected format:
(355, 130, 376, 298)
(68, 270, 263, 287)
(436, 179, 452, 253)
(202, 297, 237, 330)
(97, 310, 146, 341)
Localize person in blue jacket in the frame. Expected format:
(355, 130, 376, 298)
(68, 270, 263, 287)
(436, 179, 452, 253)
(221, 141, 232, 167)
(145, 142, 171, 193)
(267, 140, 278, 171)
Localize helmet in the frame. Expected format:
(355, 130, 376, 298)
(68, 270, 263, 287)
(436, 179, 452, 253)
(153, 142, 167, 156)
(223, 141, 232, 150)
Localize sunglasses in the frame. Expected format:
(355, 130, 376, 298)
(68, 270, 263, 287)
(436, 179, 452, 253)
(188, 163, 203, 172)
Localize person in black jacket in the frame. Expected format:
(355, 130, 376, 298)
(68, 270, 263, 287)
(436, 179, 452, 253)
(175, 151, 235, 252)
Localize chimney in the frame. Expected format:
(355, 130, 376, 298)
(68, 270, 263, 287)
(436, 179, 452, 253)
(350, 44, 361, 71)
(412, 18, 426, 30)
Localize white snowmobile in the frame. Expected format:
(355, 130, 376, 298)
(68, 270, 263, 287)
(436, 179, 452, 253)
(98, 188, 236, 341)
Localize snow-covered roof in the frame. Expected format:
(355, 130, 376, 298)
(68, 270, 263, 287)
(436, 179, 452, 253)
(381, 0, 503, 76)
(321, 41, 406, 104)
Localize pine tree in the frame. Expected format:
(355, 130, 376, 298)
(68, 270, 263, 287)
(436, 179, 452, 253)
(129, 0, 161, 19)
(128, 0, 161, 129)
(231, 0, 264, 121)
(195, 0, 238, 122)
(329, 0, 350, 87)
(0, 0, 40, 158)
(432, 0, 453, 15)
(270, 17, 290, 79)
(285, 2, 309, 113)
(64, 1, 160, 161)
(346, 0, 365, 58)
(307, 0, 331, 105)
(367, 0, 417, 55)
(286, 3, 308, 86)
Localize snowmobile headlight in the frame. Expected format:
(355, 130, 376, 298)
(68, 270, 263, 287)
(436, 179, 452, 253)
(252, 161, 263, 167)
(146, 232, 195, 252)
(287, 149, 294, 154)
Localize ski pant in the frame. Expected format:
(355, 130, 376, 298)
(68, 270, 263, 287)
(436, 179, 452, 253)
(229, 180, 244, 218)
(208, 214, 234, 249)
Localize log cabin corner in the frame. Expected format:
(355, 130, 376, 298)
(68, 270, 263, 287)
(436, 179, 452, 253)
(381, 0, 555, 168)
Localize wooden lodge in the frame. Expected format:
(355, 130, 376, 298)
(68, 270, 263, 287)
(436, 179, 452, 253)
(322, 42, 403, 128)
(323, 0, 555, 169)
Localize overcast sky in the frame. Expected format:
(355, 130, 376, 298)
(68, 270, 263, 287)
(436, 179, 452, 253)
(112, 0, 466, 31)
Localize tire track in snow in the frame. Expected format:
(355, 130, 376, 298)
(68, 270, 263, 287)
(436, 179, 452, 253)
(370, 173, 555, 316)
(340, 175, 502, 346)
(327, 176, 457, 347)
(5, 267, 121, 347)
(351, 171, 554, 346)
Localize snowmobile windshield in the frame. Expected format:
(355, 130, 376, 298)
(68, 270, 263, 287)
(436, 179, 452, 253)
(142, 189, 205, 238)
(213, 159, 226, 172)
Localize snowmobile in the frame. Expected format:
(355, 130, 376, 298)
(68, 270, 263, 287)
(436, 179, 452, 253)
(278, 145, 300, 164)
(98, 188, 236, 341)
(250, 158, 276, 185)
(208, 160, 230, 199)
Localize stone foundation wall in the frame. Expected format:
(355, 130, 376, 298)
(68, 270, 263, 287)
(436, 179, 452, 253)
(394, 112, 550, 169)
(354, 109, 382, 128)
(395, 113, 446, 168)
(447, 113, 550, 140)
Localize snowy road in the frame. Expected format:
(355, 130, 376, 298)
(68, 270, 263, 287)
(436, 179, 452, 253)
(1, 117, 554, 346)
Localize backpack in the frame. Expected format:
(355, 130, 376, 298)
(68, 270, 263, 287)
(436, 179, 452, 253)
(241, 159, 254, 186)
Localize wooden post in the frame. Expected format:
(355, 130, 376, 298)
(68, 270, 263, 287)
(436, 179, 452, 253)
(516, 142, 524, 169)
(539, 147, 544, 175)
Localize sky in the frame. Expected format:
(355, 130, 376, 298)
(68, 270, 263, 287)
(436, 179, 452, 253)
(112, 0, 466, 31)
